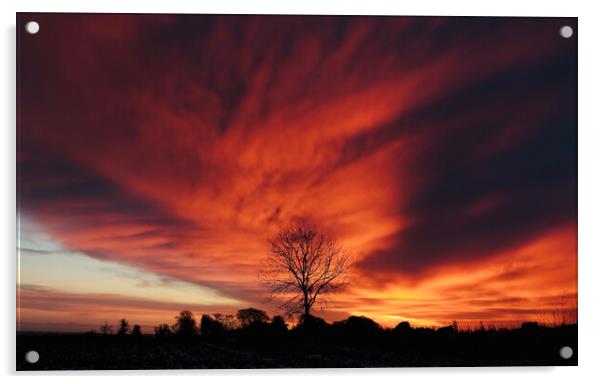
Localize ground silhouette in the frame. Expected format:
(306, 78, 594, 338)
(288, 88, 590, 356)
(17, 309, 577, 370)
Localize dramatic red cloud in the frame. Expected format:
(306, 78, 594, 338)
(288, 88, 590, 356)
(17, 14, 577, 330)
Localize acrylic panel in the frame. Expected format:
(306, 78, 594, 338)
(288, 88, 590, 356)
(16, 13, 577, 370)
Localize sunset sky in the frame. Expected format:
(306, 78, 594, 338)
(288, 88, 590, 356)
(17, 14, 577, 332)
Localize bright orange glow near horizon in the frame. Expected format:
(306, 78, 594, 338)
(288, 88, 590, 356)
(17, 14, 577, 332)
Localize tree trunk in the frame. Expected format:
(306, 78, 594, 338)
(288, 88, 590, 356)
(303, 291, 310, 318)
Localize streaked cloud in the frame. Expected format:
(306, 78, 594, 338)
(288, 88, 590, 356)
(17, 14, 577, 331)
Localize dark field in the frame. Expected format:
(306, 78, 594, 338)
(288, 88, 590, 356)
(17, 323, 577, 370)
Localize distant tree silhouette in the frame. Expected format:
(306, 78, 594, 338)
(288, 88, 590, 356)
(117, 318, 130, 335)
(271, 315, 288, 333)
(99, 322, 113, 335)
(261, 223, 350, 317)
(436, 325, 456, 335)
(297, 314, 328, 330)
(17, 311, 578, 368)
(236, 308, 270, 327)
(173, 310, 197, 336)
(393, 321, 411, 333)
(337, 316, 382, 335)
(200, 314, 226, 338)
(154, 323, 173, 337)
(131, 324, 142, 336)
(329, 316, 383, 345)
(551, 293, 578, 326)
(213, 313, 237, 330)
(521, 321, 540, 331)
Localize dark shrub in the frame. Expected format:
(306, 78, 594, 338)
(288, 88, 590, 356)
(331, 316, 382, 344)
(294, 314, 329, 342)
(298, 314, 328, 330)
(236, 308, 270, 327)
(236, 320, 273, 344)
(345, 316, 382, 334)
(233, 315, 289, 347)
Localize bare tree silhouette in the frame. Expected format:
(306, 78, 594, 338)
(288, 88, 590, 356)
(213, 313, 237, 330)
(99, 322, 113, 335)
(260, 223, 350, 317)
(551, 292, 578, 326)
